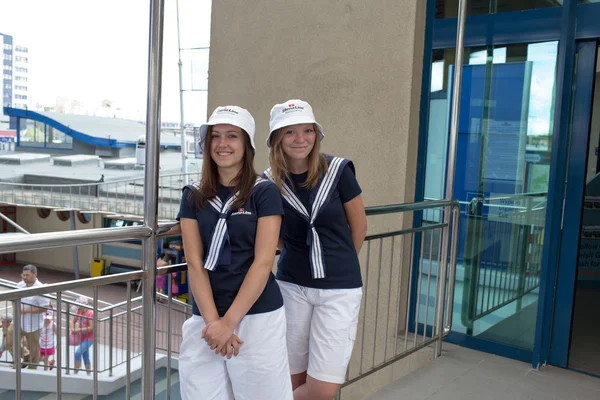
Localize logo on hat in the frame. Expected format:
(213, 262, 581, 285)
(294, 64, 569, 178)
(282, 104, 304, 114)
(218, 107, 239, 115)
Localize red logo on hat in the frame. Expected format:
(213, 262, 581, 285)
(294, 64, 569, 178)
(288, 104, 294, 107)
(238, 208, 244, 212)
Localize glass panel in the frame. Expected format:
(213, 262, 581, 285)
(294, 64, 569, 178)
(46, 126, 73, 149)
(423, 41, 559, 350)
(18, 118, 45, 147)
(569, 43, 600, 376)
(436, 0, 562, 19)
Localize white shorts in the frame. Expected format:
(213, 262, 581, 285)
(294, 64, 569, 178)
(178, 307, 293, 400)
(278, 280, 362, 384)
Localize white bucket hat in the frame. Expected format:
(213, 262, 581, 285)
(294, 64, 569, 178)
(199, 105, 256, 151)
(266, 99, 325, 147)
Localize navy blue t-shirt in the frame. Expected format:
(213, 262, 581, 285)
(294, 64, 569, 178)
(177, 180, 284, 317)
(277, 163, 363, 289)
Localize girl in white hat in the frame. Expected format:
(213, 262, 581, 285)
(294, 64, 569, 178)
(264, 99, 367, 400)
(177, 105, 292, 400)
(39, 309, 57, 371)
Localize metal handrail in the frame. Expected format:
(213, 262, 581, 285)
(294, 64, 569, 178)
(366, 199, 458, 216)
(0, 278, 113, 308)
(0, 271, 144, 302)
(0, 221, 180, 256)
(484, 191, 548, 201)
(0, 171, 200, 189)
(0, 201, 459, 398)
(0, 225, 151, 254)
(0, 263, 187, 312)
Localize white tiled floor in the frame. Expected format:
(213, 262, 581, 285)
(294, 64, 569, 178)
(367, 343, 600, 400)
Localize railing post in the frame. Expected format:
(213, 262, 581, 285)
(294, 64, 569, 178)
(13, 299, 21, 400)
(447, 0, 468, 338)
(66, 308, 70, 375)
(436, 208, 450, 357)
(516, 196, 534, 311)
(109, 308, 114, 377)
(167, 273, 173, 399)
(93, 288, 99, 399)
(126, 281, 132, 399)
(445, 205, 461, 332)
(141, 0, 166, 398)
(56, 293, 63, 400)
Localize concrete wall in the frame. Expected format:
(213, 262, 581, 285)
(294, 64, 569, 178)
(208, 1, 427, 397)
(14, 206, 101, 276)
(208, 0, 425, 209)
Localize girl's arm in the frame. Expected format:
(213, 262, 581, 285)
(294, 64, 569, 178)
(203, 215, 281, 353)
(344, 194, 368, 253)
(180, 218, 220, 325)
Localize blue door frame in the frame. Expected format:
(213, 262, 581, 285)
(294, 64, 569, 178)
(415, 0, 600, 367)
(548, 40, 598, 368)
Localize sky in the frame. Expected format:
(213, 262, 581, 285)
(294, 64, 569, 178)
(430, 41, 558, 137)
(0, 0, 211, 124)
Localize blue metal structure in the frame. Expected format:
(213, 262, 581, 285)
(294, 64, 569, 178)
(548, 40, 598, 368)
(4, 106, 181, 149)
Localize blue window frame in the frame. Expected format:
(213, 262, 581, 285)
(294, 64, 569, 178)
(547, 40, 598, 368)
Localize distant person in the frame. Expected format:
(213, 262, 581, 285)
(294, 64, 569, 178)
(156, 254, 170, 302)
(18, 264, 51, 369)
(70, 297, 94, 375)
(39, 309, 57, 371)
(0, 313, 29, 369)
(156, 254, 178, 302)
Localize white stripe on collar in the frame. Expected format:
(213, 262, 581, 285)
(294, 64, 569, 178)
(264, 158, 346, 279)
(203, 177, 268, 272)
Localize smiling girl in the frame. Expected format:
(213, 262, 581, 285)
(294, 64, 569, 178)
(264, 99, 368, 400)
(177, 106, 292, 400)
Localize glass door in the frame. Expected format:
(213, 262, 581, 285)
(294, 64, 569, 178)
(549, 40, 600, 375)
(569, 41, 600, 377)
(424, 41, 560, 357)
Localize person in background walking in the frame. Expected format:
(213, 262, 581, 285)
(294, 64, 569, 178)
(0, 313, 29, 369)
(18, 264, 51, 370)
(39, 309, 57, 371)
(70, 296, 94, 375)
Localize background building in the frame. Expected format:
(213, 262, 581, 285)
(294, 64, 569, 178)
(0, 32, 29, 131)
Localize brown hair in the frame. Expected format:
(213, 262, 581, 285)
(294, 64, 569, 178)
(189, 126, 257, 210)
(268, 123, 327, 191)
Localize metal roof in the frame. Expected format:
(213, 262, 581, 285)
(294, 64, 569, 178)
(4, 107, 181, 148)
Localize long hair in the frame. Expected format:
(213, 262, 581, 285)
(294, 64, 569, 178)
(189, 126, 257, 210)
(268, 123, 327, 191)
